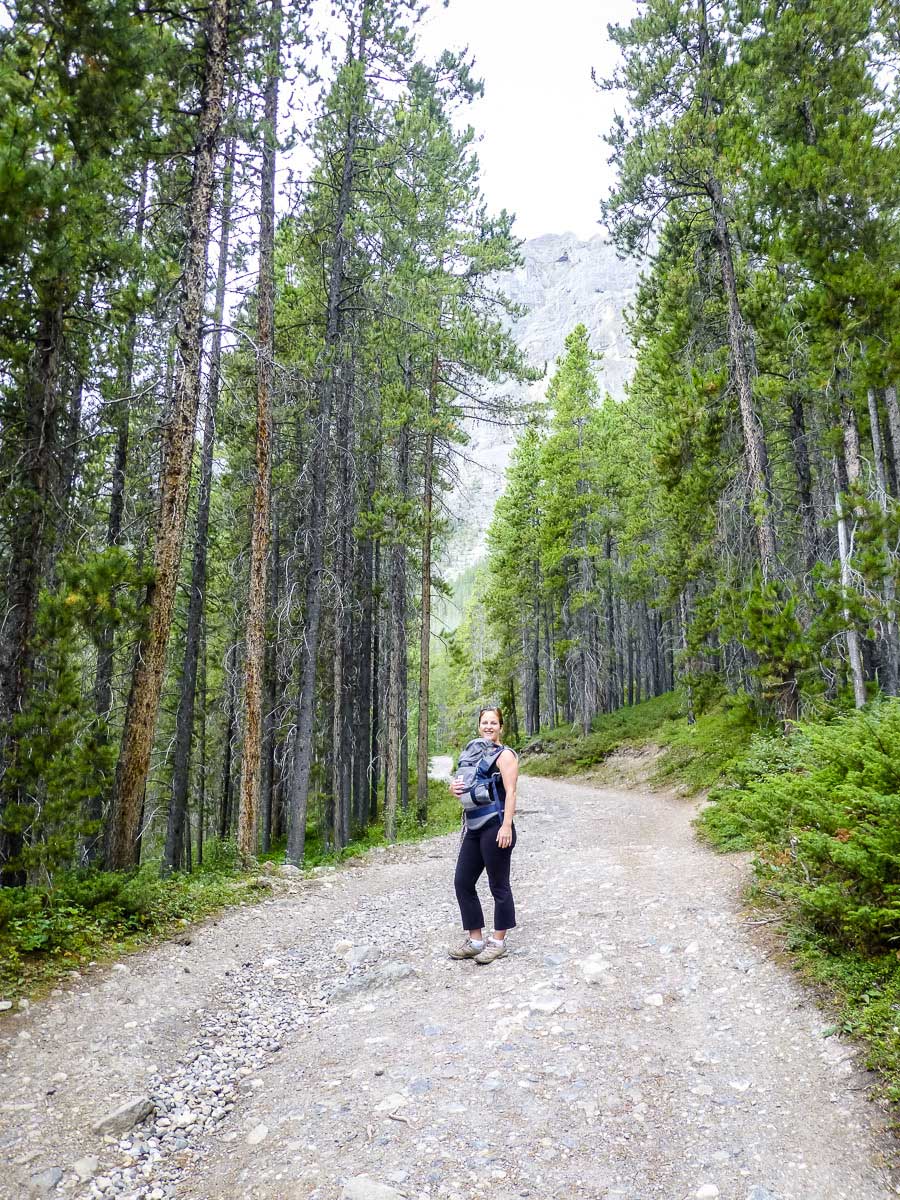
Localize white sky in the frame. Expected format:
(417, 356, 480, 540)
(416, 0, 637, 242)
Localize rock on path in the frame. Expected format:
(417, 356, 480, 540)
(1, 773, 898, 1200)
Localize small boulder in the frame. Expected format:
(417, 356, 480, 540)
(345, 943, 378, 968)
(579, 954, 611, 984)
(278, 864, 302, 878)
(28, 1167, 63, 1197)
(71, 1157, 98, 1183)
(92, 1096, 154, 1137)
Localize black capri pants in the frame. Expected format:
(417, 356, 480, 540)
(454, 818, 517, 932)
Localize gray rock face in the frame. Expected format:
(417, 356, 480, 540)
(91, 1095, 154, 1137)
(447, 232, 642, 580)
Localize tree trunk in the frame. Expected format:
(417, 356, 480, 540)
(710, 192, 776, 575)
(866, 387, 899, 695)
(162, 128, 238, 876)
(415, 382, 435, 824)
(384, 560, 403, 844)
(833, 431, 866, 708)
(788, 390, 819, 571)
(369, 540, 382, 823)
(197, 628, 207, 867)
(352, 462, 375, 832)
(261, 496, 280, 855)
(106, 0, 231, 870)
(237, 7, 280, 865)
(384, 424, 409, 841)
(285, 9, 370, 865)
(220, 641, 237, 841)
(0, 298, 66, 882)
(884, 384, 900, 492)
(526, 589, 541, 734)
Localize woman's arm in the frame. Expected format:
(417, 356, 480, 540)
(496, 748, 518, 848)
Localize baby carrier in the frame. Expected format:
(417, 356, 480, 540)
(455, 738, 506, 825)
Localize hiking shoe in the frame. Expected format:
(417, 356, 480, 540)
(448, 937, 484, 960)
(474, 938, 508, 964)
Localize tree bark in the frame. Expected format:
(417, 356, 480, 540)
(219, 641, 237, 841)
(0, 298, 65, 881)
(369, 539, 382, 824)
(884, 384, 900, 491)
(237, 6, 280, 865)
(866, 387, 899, 695)
(709, 187, 776, 577)
(162, 128, 238, 876)
(384, 424, 409, 842)
(106, 0, 231, 870)
(415, 369, 436, 824)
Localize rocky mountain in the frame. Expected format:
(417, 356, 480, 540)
(443, 232, 644, 580)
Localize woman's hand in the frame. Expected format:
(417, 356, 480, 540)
(496, 822, 513, 848)
(449, 778, 465, 797)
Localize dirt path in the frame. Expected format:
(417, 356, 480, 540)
(2, 775, 898, 1200)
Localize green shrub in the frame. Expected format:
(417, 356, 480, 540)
(698, 699, 900, 952)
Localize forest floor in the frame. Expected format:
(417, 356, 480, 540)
(2, 767, 900, 1200)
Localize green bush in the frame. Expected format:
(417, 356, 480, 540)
(698, 699, 900, 952)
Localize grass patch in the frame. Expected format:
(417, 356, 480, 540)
(519, 692, 683, 777)
(652, 692, 764, 794)
(519, 690, 760, 793)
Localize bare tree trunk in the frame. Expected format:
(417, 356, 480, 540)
(106, 0, 231, 870)
(415, 377, 436, 824)
(261, 497, 280, 855)
(884, 384, 900, 491)
(220, 641, 237, 841)
(197, 629, 207, 867)
(710, 194, 776, 576)
(543, 603, 558, 726)
(833, 425, 866, 708)
(788, 390, 819, 570)
(163, 128, 238, 876)
(526, 589, 541, 734)
(369, 540, 382, 823)
(384, 424, 409, 841)
(679, 589, 695, 725)
(0, 298, 65, 881)
(867, 387, 899, 695)
(352, 453, 376, 832)
(384, 566, 402, 844)
(286, 10, 370, 865)
(237, 7, 280, 865)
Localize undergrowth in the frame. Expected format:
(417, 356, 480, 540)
(0, 779, 457, 1003)
(699, 697, 900, 1100)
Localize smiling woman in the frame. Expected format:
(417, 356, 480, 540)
(447, 706, 519, 965)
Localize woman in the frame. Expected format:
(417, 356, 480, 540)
(448, 706, 518, 965)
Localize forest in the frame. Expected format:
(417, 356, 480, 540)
(2, 0, 900, 939)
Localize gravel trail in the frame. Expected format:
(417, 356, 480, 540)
(2, 773, 898, 1200)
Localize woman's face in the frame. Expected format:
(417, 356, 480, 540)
(478, 709, 502, 743)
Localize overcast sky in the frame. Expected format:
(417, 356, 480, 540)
(416, 0, 636, 242)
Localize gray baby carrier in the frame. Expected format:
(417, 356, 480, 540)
(455, 738, 505, 823)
